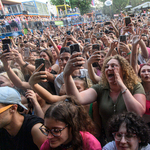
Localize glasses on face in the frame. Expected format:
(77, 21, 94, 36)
(112, 132, 137, 142)
(0, 104, 13, 114)
(39, 124, 68, 137)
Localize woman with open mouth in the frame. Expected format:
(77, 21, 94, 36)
(63, 54, 146, 146)
(138, 63, 150, 128)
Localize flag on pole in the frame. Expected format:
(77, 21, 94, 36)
(91, 0, 95, 6)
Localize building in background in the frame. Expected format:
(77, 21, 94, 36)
(1, 0, 54, 17)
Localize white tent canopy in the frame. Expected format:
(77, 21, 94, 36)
(131, 2, 150, 11)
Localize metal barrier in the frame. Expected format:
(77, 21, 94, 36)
(0, 16, 89, 38)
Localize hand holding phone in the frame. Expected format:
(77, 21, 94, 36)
(35, 58, 45, 71)
(125, 17, 131, 26)
(2, 44, 10, 53)
(24, 48, 30, 58)
(85, 38, 90, 43)
(119, 35, 126, 43)
(92, 44, 100, 53)
(70, 44, 82, 67)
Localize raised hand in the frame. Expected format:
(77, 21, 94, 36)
(29, 64, 47, 87)
(114, 66, 124, 89)
(63, 52, 85, 76)
(88, 51, 101, 65)
(132, 35, 141, 46)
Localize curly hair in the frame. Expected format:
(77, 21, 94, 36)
(107, 112, 150, 147)
(44, 96, 96, 150)
(100, 55, 141, 91)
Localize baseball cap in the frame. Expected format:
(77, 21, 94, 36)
(0, 86, 28, 110)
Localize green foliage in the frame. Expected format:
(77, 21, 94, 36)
(112, 0, 129, 13)
(50, 0, 91, 15)
(70, 0, 91, 15)
(99, 0, 129, 14)
(50, 0, 67, 5)
(99, 0, 150, 15)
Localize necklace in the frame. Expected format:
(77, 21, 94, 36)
(60, 141, 72, 149)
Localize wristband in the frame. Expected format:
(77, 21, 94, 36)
(122, 88, 127, 94)
(127, 51, 131, 55)
(23, 62, 29, 68)
(53, 74, 56, 79)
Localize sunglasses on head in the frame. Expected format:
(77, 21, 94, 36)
(0, 104, 13, 114)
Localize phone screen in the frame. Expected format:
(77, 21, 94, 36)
(24, 48, 30, 58)
(2, 44, 10, 52)
(35, 58, 45, 71)
(85, 38, 90, 43)
(120, 35, 126, 43)
(125, 17, 131, 26)
(70, 44, 80, 55)
(92, 44, 100, 52)
(2, 39, 11, 45)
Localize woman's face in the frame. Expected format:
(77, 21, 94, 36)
(98, 53, 105, 67)
(105, 59, 122, 84)
(74, 79, 86, 92)
(40, 51, 49, 61)
(115, 122, 140, 150)
(140, 65, 150, 83)
(51, 48, 57, 59)
(0, 76, 13, 87)
(44, 118, 72, 148)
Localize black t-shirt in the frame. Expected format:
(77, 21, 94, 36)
(0, 114, 44, 150)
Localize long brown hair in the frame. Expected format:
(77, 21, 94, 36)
(44, 96, 96, 150)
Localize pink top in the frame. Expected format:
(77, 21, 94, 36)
(40, 131, 102, 150)
(145, 100, 150, 115)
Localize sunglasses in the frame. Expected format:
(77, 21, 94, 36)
(0, 104, 13, 114)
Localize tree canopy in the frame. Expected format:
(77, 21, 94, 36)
(50, 0, 92, 15)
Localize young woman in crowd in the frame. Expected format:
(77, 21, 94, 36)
(103, 112, 150, 150)
(40, 96, 102, 150)
(63, 54, 146, 145)
(138, 64, 150, 127)
(87, 50, 106, 84)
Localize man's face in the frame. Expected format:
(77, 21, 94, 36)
(53, 39, 58, 45)
(60, 52, 71, 68)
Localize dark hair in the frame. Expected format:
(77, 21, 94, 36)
(107, 112, 150, 147)
(40, 49, 55, 65)
(44, 96, 96, 150)
(60, 47, 70, 54)
(1, 103, 24, 112)
(138, 63, 150, 78)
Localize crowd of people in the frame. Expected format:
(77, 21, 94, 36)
(0, 12, 150, 150)
(0, 15, 87, 34)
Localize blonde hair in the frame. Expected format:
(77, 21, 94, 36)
(0, 72, 12, 83)
(100, 55, 141, 91)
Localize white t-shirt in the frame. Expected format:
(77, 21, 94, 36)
(54, 69, 89, 95)
(102, 141, 150, 150)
